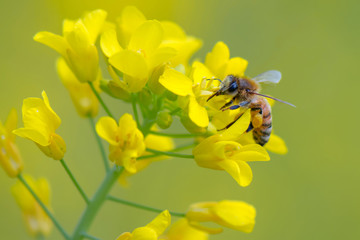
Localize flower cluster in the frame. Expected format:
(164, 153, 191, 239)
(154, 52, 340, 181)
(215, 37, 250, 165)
(0, 6, 290, 240)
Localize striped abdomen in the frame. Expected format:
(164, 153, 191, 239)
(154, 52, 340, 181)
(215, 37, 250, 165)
(251, 98, 272, 146)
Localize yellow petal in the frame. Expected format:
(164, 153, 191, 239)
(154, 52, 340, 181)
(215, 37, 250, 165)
(62, 19, 75, 36)
(161, 21, 186, 40)
(13, 128, 49, 146)
(213, 200, 256, 233)
(221, 109, 251, 140)
(100, 29, 122, 57)
(265, 133, 288, 154)
(96, 117, 118, 145)
(109, 50, 148, 80)
(217, 160, 242, 186)
(165, 218, 209, 240)
(224, 57, 248, 77)
(149, 47, 177, 69)
(128, 20, 163, 55)
(131, 227, 157, 240)
(233, 144, 270, 162)
(205, 41, 229, 77)
(82, 9, 107, 43)
(237, 161, 253, 187)
(117, 6, 147, 47)
(146, 210, 171, 236)
(34, 31, 68, 57)
(41, 91, 61, 129)
(190, 61, 216, 85)
(65, 20, 91, 54)
(159, 69, 193, 96)
(188, 96, 209, 128)
(188, 221, 223, 234)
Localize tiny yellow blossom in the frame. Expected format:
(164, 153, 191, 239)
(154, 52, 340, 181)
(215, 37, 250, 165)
(96, 113, 145, 173)
(164, 218, 208, 240)
(13, 91, 66, 160)
(118, 127, 174, 186)
(116, 210, 171, 240)
(237, 131, 288, 154)
(12, 175, 52, 236)
(0, 109, 23, 177)
(57, 57, 100, 117)
(34, 9, 107, 82)
(193, 111, 270, 187)
(186, 200, 256, 234)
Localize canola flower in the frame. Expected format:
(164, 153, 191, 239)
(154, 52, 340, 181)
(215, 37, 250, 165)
(13, 91, 66, 160)
(2, 6, 291, 240)
(12, 175, 53, 237)
(0, 109, 23, 178)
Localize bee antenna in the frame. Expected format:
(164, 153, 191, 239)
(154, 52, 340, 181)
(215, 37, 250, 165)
(250, 92, 296, 108)
(206, 78, 222, 82)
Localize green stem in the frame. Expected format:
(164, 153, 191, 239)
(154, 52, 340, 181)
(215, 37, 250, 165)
(81, 232, 100, 240)
(148, 131, 203, 138)
(88, 82, 115, 119)
(107, 195, 186, 218)
(170, 107, 182, 115)
(146, 148, 194, 159)
(89, 117, 110, 172)
(72, 166, 124, 240)
(60, 159, 89, 204)
(138, 143, 196, 160)
(131, 94, 141, 127)
(18, 174, 70, 240)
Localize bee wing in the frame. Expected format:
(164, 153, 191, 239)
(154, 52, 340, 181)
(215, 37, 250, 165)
(253, 70, 282, 84)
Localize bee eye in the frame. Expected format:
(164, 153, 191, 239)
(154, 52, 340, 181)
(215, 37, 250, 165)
(228, 82, 238, 92)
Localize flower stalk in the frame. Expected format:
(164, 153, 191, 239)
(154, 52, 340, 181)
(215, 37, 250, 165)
(60, 159, 89, 204)
(107, 195, 186, 217)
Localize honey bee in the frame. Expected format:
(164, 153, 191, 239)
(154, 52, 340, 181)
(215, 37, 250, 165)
(207, 70, 295, 146)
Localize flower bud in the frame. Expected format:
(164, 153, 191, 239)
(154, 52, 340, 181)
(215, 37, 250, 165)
(156, 111, 173, 129)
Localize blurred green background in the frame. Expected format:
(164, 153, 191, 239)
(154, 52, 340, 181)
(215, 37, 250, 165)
(1, 0, 359, 239)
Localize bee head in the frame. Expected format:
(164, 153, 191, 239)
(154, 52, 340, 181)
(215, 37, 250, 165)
(207, 75, 238, 101)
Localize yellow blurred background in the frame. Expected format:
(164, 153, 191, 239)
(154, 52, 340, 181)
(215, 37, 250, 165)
(1, 0, 359, 239)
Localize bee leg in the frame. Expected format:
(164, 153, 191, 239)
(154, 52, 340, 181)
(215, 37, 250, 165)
(220, 100, 233, 110)
(217, 112, 245, 131)
(222, 100, 250, 111)
(220, 96, 237, 110)
(246, 122, 254, 132)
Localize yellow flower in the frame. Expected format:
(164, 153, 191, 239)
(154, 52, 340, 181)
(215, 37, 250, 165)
(116, 210, 171, 240)
(96, 113, 145, 173)
(101, 6, 201, 93)
(165, 218, 208, 240)
(118, 127, 174, 186)
(57, 57, 100, 117)
(101, 7, 176, 93)
(0, 109, 23, 177)
(186, 200, 256, 234)
(34, 9, 107, 82)
(13, 91, 66, 160)
(12, 175, 52, 236)
(192, 110, 270, 187)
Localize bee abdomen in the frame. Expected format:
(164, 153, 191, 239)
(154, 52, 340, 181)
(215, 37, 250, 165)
(251, 99, 272, 146)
